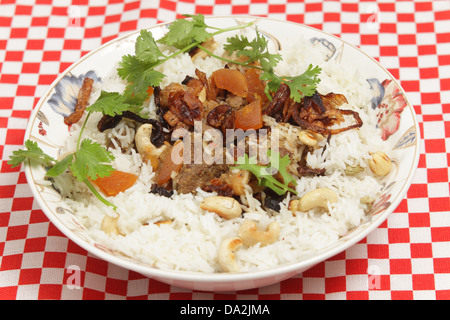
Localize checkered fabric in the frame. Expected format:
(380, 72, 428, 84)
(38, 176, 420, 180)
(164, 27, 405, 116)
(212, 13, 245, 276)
(1, 0, 449, 300)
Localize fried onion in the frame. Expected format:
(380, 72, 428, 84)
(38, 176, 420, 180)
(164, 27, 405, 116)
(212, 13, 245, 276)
(266, 85, 363, 135)
(64, 77, 94, 125)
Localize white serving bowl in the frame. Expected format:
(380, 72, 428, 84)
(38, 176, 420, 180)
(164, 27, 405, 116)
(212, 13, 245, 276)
(24, 16, 420, 292)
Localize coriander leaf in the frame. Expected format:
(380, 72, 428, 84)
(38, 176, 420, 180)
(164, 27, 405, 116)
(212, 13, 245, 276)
(126, 68, 165, 90)
(258, 151, 297, 196)
(117, 52, 165, 107)
(46, 154, 73, 177)
(267, 150, 297, 188)
(135, 29, 165, 64)
(70, 139, 115, 182)
(260, 176, 292, 196)
(260, 64, 322, 103)
(260, 68, 282, 100)
(87, 91, 131, 116)
(232, 151, 297, 196)
(158, 14, 212, 49)
(117, 54, 153, 81)
(233, 153, 266, 184)
(122, 69, 165, 105)
(224, 30, 320, 103)
(7, 140, 55, 168)
(115, 48, 166, 111)
(283, 64, 322, 102)
(224, 34, 252, 56)
(224, 31, 282, 68)
(224, 30, 283, 102)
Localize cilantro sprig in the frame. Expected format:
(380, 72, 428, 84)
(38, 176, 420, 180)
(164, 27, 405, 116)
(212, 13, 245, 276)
(224, 31, 282, 69)
(158, 14, 213, 49)
(233, 150, 297, 196)
(8, 140, 56, 169)
(117, 29, 166, 107)
(224, 31, 321, 102)
(87, 91, 131, 116)
(65, 139, 115, 182)
(8, 139, 117, 210)
(261, 63, 322, 103)
(94, 16, 255, 113)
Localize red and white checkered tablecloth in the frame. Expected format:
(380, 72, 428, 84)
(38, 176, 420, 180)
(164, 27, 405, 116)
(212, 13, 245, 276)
(0, 0, 449, 300)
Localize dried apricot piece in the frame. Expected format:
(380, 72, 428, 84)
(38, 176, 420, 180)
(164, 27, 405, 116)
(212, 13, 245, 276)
(211, 68, 248, 98)
(93, 170, 138, 197)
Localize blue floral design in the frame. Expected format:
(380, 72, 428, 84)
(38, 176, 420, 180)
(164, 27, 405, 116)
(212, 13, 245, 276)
(48, 70, 101, 117)
(310, 37, 337, 61)
(367, 78, 407, 141)
(367, 78, 385, 110)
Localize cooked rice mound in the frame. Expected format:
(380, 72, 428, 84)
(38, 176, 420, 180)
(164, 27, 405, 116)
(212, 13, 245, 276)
(54, 34, 389, 273)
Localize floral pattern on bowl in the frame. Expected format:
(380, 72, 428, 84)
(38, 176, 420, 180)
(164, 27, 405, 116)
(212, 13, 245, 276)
(48, 70, 100, 118)
(367, 78, 408, 141)
(310, 37, 337, 61)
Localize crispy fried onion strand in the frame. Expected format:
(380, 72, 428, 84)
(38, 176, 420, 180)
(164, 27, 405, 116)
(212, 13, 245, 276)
(64, 77, 94, 125)
(265, 85, 363, 135)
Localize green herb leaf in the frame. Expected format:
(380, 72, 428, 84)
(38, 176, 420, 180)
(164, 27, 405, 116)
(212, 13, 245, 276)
(46, 154, 73, 177)
(7, 140, 55, 168)
(158, 14, 212, 49)
(116, 52, 166, 107)
(283, 64, 322, 102)
(260, 67, 282, 100)
(267, 150, 297, 189)
(87, 91, 131, 116)
(224, 31, 282, 68)
(233, 153, 267, 185)
(224, 30, 320, 103)
(123, 69, 165, 103)
(70, 139, 115, 182)
(232, 151, 297, 196)
(135, 29, 165, 64)
(117, 54, 150, 80)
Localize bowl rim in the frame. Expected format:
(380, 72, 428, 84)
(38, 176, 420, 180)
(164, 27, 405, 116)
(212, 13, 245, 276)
(23, 15, 421, 286)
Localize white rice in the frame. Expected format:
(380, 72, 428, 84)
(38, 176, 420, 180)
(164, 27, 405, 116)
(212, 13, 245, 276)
(55, 33, 388, 273)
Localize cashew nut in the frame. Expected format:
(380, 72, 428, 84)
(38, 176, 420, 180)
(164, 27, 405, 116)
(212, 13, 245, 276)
(101, 215, 120, 235)
(369, 151, 391, 176)
(238, 220, 280, 247)
(297, 188, 338, 212)
(298, 130, 318, 146)
(289, 199, 301, 213)
(218, 237, 242, 272)
(200, 196, 242, 219)
(135, 124, 167, 169)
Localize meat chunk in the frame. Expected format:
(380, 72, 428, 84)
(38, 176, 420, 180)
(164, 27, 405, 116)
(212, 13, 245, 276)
(202, 178, 234, 197)
(174, 163, 229, 194)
